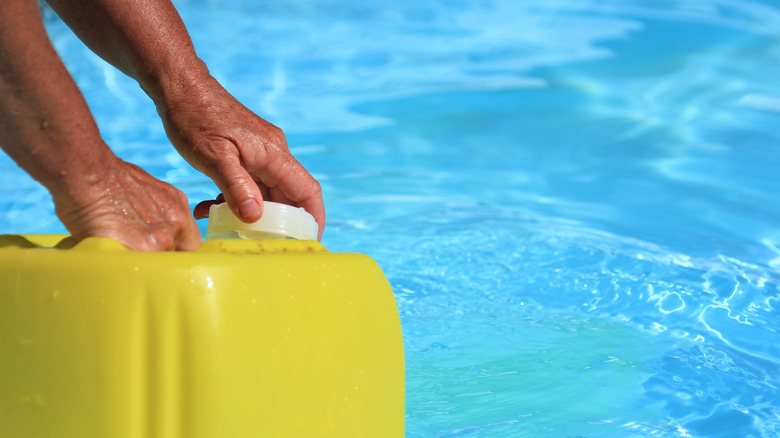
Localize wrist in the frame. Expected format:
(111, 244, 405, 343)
(139, 56, 214, 109)
(47, 142, 121, 213)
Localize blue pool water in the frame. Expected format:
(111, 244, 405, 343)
(2, 0, 779, 436)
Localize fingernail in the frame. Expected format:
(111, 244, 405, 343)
(238, 199, 261, 219)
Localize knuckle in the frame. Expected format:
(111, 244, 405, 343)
(175, 189, 191, 208)
(262, 124, 287, 150)
(268, 124, 285, 141)
(166, 206, 191, 228)
(152, 234, 174, 251)
(310, 177, 322, 193)
(223, 172, 252, 193)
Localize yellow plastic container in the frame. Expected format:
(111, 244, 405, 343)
(0, 235, 404, 437)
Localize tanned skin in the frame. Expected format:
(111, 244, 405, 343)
(0, 0, 325, 250)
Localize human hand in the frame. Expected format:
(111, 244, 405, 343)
(54, 156, 202, 251)
(156, 74, 325, 240)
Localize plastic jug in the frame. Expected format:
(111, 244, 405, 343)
(0, 233, 404, 437)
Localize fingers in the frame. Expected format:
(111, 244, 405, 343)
(264, 185, 325, 240)
(301, 195, 326, 241)
(174, 217, 203, 251)
(193, 199, 220, 219)
(258, 156, 326, 239)
(207, 151, 265, 223)
(63, 205, 202, 252)
(56, 160, 204, 252)
(158, 82, 325, 237)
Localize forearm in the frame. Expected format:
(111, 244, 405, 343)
(1, 0, 207, 250)
(43, 0, 210, 105)
(0, 0, 116, 208)
(34, 0, 325, 235)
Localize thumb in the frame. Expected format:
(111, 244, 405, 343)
(209, 156, 264, 223)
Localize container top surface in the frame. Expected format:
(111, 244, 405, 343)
(0, 234, 328, 254)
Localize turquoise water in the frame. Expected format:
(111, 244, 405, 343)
(2, 1, 779, 436)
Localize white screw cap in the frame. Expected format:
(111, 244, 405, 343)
(205, 202, 318, 240)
